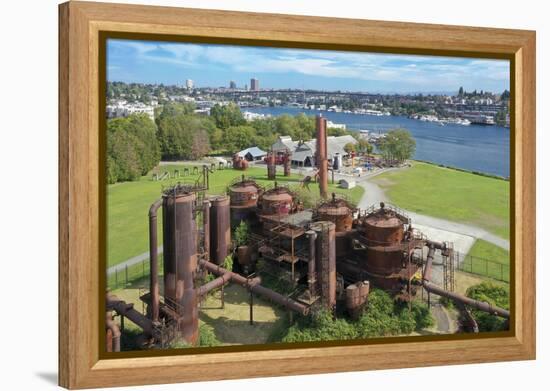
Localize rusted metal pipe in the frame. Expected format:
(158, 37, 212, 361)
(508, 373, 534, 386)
(423, 245, 435, 282)
(198, 272, 232, 297)
(306, 230, 317, 296)
(203, 199, 211, 261)
(148, 198, 162, 323)
(316, 115, 328, 199)
(105, 311, 121, 352)
(199, 259, 309, 315)
(107, 294, 154, 335)
(422, 247, 509, 319)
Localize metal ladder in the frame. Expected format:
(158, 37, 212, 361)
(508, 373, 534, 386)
(443, 241, 456, 292)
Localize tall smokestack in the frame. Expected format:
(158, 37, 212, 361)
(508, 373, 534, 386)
(316, 115, 328, 199)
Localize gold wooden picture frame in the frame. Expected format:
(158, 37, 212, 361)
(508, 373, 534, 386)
(59, 1, 536, 389)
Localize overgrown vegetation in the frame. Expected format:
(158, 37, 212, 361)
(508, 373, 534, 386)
(169, 323, 221, 348)
(466, 282, 509, 332)
(282, 289, 433, 342)
(233, 221, 250, 246)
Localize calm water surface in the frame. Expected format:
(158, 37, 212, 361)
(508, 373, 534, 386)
(246, 106, 510, 177)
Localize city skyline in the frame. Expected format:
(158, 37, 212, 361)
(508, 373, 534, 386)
(107, 39, 510, 94)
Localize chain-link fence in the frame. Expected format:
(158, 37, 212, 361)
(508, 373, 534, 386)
(107, 255, 163, 290)
(456, 252, 510, 283)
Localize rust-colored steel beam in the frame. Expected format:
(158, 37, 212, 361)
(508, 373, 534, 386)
(316, 115, 328, 199)
(148, 198, 163, 323)
(422, 247, 509, 319)
(199, 259, 309, 315)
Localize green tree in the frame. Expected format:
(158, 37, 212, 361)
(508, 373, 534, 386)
(344, 142, 356, 154)
(157, 114, 213, 160)
(210, 103, 245, 129)
(107, 113, 160, 182)
(223, 125, 256, 153)
(378, 129, 416, 163)
(106, 130, 142, 183)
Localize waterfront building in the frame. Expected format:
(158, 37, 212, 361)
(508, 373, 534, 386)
(271, 134, 357, 167)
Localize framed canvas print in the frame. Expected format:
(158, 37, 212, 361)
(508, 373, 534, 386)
(58, 1, 536, 389)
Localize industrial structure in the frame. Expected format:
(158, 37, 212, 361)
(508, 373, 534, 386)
(106, 115, 510, 352)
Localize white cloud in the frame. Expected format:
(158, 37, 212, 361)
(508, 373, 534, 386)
(109, 40, 510, 91)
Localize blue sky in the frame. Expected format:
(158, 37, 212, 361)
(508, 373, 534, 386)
(107, 39, 510, 94)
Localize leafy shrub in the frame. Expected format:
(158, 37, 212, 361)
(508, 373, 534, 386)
(223, 255, 233, 272)
(281, 289, 434, 342)
(466, 282, 509, 332)
(234, 221, 250, 247)
(199, 323, 221, 347)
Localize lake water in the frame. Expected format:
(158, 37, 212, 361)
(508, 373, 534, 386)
(245, 106, 510, 178)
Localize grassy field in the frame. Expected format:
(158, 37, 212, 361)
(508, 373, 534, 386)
(462, 239, 510, 282)
(371, 162, 510, 239)
(108, 164, 364, 267)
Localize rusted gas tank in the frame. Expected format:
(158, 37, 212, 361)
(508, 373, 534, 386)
(362, 211, 404, 246)
(259, 187, 293, 216)
(357, 204, 413, 294)
(209, 195, 231, 265)
(345, 281, 370, 320)
(162, 189, 199, 345)
(229, 179, 261, 227)
(316, 195, 354, 258)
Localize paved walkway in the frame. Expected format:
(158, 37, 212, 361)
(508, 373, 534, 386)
(355, 168, 510, 251)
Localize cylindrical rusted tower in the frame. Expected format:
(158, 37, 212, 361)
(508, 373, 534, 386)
(357, 204, 412, 293)
(311, 221, 336, 312)
(316, 194, 354, 259)
(283, 151, 291, 177)
(316, 115, 328, 199)
(345, 281, 370, 320)
(209, 195, 231, 265)
(267, 152, 276, 180)
(162, 189, 199, 345)
(229, 178, 261, 227)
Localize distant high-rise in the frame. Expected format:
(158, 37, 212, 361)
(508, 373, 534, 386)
(185, 79, 194, 89)
(250, 78, 259, 91)
(229, 80, 237, 89)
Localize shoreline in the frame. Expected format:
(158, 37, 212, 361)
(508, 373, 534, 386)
(409, 159, 509, 181)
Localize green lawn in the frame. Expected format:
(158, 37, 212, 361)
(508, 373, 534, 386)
(107, 164, 364, 267)
(372, 162, 510, 239)
(462, 239, 510, 282)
